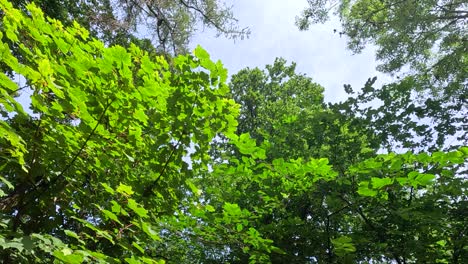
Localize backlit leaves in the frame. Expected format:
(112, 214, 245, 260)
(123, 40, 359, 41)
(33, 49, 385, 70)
(0, 1, 240, 262)
(0, 1, 466, 263)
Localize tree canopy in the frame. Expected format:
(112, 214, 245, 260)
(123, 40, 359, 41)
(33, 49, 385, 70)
(0, 0, 467, 263)
(297, 0, 467, 152)
(9, 0, 249, 54)
(297, 0, 467, 85)
(204, 58, 468, 263)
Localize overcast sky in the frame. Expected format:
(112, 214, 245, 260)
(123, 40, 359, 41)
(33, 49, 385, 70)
(189, 0, 393, 103)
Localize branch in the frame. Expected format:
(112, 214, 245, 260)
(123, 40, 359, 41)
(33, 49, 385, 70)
(143, 139, 182, 197)
(339, 194, 403, 263)
(53, 98, 115, 184)
(327, 205, 349, 218)
(143, 89, 199, 196)
(125, 0, 175, 53)
(178, 0, 227, 33)
(338, 194, 376, 230)
(435, 14, 468, 20)
(16, 98, 115, 210)
(8, 84, 29, 96)
(27, 117, 42, 181)
(178, 0, 246, 36)
(407, 186, 413, 206)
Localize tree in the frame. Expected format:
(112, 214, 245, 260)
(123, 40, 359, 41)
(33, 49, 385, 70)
(1, 1, 467, 263)
(218, 58, 377, 163)
(297, 0, 467, 86)
(0, 1, 261, 262)
(297, 0, 467, 151)
(8, 0, 250, 54)
(200, 60, 468, 263)
(215, 60, 355, 262)
(290, 1, 468, 261)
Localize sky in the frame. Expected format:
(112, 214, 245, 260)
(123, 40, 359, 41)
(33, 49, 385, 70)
(189, 0, 393, 103)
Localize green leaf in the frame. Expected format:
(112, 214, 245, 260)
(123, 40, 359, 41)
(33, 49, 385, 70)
(0, 72, 19, 92)
(460, 146, 468, 155)
(371, 177, 393, 189)
(331, 236, 356, 256)
(186, 180, 201, 196)
(64, 230, 79, 240)
(125, 256, 140, 264)
(205, 205, 215, 212)
(127, 199, 148, 218)
(54, 249, 84, 264)
(102, 209, 122, 225)
(111, 200, 122, 214)
(140, 221, 161, 241)
(133, 108, 148, 125)
(1, 239, 24, 251)
(357, 181, 378, 197)
(416, 173, 435, 186)
(132, 242, 145, 254)
(396, 177, 409, 185)
(64, 230, 85, 245)
(0, 176, 14, 189)
(38, 58, 53, 77)
(123, 152, 135, 163)
(223, 202, 242, 216)
(100, 183, 115, 194)
(109, 45, 131, 67)
(194, 45, 210, 60)
(116, 183, 134, 195)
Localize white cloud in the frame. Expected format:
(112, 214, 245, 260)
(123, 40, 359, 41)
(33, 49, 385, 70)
(190, 0, 393, 103)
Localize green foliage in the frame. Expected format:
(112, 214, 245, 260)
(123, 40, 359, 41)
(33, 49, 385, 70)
(331, 236, 356, 257)
(202, 58, 467, 263)
(225, 57, 377, 164)
(298, 0, 467, 84)
(334, 76, 467, 152)
(0, 1, 466, 263)
(298, 0, 468, 151)
(0, 1, 246, 262)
